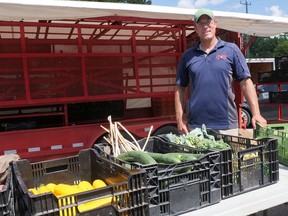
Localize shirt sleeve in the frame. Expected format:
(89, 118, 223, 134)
(232, 44, 251, 82)
(176, 54, 189, 87)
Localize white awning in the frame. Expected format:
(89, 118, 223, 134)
(0, 0, 287, 37)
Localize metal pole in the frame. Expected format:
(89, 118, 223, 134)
(240, 0, 251, 13)
(240, 0, 251, 58)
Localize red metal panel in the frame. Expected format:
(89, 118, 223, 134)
(0, 20, 183, 107)
(0, 17, 184, 161)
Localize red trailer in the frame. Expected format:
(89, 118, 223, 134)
(0, 1, 287, 162)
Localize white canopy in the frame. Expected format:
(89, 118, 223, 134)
(0, 0, 287, 37)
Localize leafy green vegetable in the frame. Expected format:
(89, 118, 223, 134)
(164, 124, 231, 150)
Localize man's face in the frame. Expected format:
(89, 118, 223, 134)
(195, 15, 217, 41)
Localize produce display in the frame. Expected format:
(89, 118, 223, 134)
(101, 116, 204, 169)
(95, 135, 222, 215)
(9, 118, 279, 216)
(95, 119, 224, 215)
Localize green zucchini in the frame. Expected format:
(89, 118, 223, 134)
(147, 152, 182, 164)
(173, 153, 203, 174)
(146, 152, 164, 162)
(164, 153, 184, 161)
(117, 151, 157, 165)
(177, 153, 204, 162)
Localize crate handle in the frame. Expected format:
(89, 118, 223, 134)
(45, 164, 68, 173)
(259, 137, 278, 149)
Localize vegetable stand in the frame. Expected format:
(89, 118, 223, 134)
(181, 164, 288, 216)
(95, 137, 222, 216)
(94, 126, 279, 215)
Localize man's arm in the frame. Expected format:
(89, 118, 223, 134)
(240, 78, 267, 129)
(175, 85, 189, 134)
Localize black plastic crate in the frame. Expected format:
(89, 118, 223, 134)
(94, 136, 222, 216)
(258, 71, 274, 83)
(269, 91, 288, 103)
(212, 134, 279, 198)
(258, 69, 288, 83)
(0, 166, 14, 216)
(12, 148, 149, 216)
(276, 56, 288, 70)
(159, 133, 279, 199)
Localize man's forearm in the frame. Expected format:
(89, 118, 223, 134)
(240, 78, 260, 116)
(175, 85, 186, 123)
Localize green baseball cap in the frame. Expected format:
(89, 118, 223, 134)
(194, 8, 215, 23)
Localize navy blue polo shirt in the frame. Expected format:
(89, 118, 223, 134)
(176, 39, 251, 130)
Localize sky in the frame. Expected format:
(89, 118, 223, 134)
(151, 0, 288, 17)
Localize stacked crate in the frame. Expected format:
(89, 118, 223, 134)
(159, 133, 279, 198)
(0, 166, 14, 216)
(95, 137, 222, 216)
(12, 149, 149, 216)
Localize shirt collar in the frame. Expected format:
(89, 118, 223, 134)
(193, 37, 224, 51)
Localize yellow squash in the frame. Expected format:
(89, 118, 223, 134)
(92, 179, 107, 189)
(77, 196, 112, 213)
(78, 181, 94, 191)
(53, 184, 83, 197)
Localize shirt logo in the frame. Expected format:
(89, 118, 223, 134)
(216, 54, 227, 60)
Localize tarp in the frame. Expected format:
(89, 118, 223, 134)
(0, 0, 287, 37)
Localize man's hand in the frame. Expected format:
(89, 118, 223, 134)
(240, 78, 267, 130)
(177, 117, 189, 135)
(175, 85, 189, 135)
(252, 114, 267, 129)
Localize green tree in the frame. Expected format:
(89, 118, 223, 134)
(274, 40, 288, 57)
(249, 33, 288, 58)
(249, 36, 279, 58)
(78, 0, 151, 4)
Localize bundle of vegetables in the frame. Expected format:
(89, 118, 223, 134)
(165, 124, 231, 150)
(100, 116, 153, 157)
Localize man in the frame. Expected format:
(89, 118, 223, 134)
(175, 8, 267, 135)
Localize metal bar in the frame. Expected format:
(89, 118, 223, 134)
(20, 23, 31, 101)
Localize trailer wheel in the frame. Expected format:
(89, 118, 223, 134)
(241, 107, 252, 128)
(152, 125, 179, 136)
(95, 136, 107, 145)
